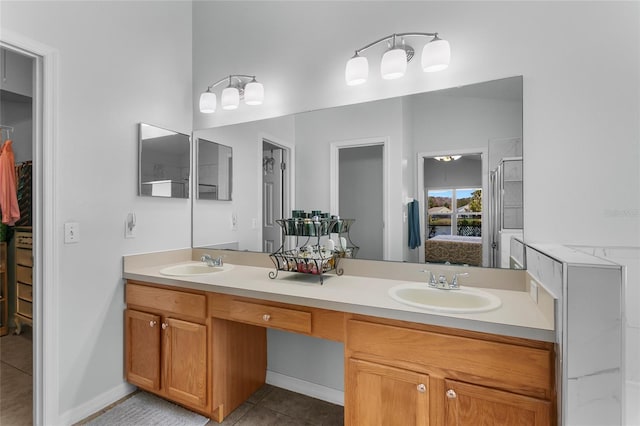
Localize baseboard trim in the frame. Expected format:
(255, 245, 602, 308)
(266, 370, 344, 406)
(58, 381, 136, 425)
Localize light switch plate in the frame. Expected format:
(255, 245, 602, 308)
(64, 222, 80, 244)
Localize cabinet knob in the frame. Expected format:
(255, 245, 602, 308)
(446, 389, 457, 399)
(149, 320, 157, 327)
(161, 322, 168, 330)
(417, 383, 426, 393)
(262, 314, 271, 322)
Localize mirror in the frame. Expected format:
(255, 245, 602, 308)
(193, 76, 523, 269)
(138, 123, 190, 198)
(196, 138, 233, 200)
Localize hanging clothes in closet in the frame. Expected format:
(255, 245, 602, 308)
(0, 138, 21, 225)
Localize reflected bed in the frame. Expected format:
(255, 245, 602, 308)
(425, 235, 482, 266)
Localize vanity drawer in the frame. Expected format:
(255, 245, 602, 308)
(347, 319, 553, 399)
(16, 265, 32, 284)
(17, 298, 33, 318)
(17, 283, 33, 301)
(126, 283, 206, 319)
(230, 300, 311, 334)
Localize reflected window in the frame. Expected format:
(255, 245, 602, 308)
(427, 188, 482, 238)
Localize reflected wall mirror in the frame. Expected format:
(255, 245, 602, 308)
(138, 123, 190, 198)
(196, 138, 233, 201)
(192, 76, 523, 269)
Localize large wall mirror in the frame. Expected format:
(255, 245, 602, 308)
(196, 138, 233, 201)
(138, 123, 190, 198)
(192, 76, 523, 269)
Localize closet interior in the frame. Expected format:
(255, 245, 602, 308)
(0, 45, 35, 426)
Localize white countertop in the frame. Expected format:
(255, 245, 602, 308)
(123, 257, 555, 342)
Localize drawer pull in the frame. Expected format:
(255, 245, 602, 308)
(149, 320, 157, 327)
(161, 322, 168, 330)
(262, 314, 271, 322)
(417, 383, 426, 393)
(446, 389, 457, 399)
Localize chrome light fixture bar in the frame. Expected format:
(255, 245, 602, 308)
(345, 32, 450, 86)
(199, 74, 264, 113)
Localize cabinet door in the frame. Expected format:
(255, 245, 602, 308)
(346, 358, 429, 426)
(164, 317, 208, 410)
(444, 379, 550, 426)
(125, 309, 161, 391)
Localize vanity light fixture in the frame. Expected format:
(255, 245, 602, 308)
(345, 32, 450, 86)
(434, 155, 462, 162)
(199, 74, 264, 113)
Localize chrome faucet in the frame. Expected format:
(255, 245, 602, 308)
(421, 270, 469, 290)
(201, 254, 224, 267)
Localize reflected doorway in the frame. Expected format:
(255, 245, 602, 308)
(331, 140, 386, 261)
(262, 140, 290, 253)
(418, 151, 487, 267)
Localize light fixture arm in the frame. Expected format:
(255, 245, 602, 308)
(352, 32, 440, 57)
(205, 74, 257, 91)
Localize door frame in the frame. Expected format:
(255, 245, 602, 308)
(1, 30, 59, 425)
(259, 134, 294, 251)
(330, 137, 389, 260)
(417, 147, 488, 266)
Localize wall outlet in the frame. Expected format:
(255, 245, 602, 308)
(252, 218, 257, 229)
(64, 222, 80, 244)
(529, 280, 539, 303)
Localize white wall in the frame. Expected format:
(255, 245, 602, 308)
(1, 1, 193, 421)
(192, 0, 639, 415)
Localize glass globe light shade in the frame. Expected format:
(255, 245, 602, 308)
(422, 38, 451, 72)
(244, 81, 264, 105)
(381, 48, 407, 80)
(345, 55, 368, 86)
(199, 91, 216, 113)
(221, 87, 240, 110)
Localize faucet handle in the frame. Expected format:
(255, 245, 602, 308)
(420, 270, 437, 286)
(451, 272, 469, 287)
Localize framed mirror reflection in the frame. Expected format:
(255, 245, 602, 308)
(138, 123, 190, 198)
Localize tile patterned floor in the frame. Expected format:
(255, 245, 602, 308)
(0, 327, 33, 426)
(210, 385, 344, 426)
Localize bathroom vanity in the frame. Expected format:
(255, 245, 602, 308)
(123, 249, 556, 425)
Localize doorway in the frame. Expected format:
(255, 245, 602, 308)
(1, 33, 56, 425)
(330, 139, 387, 261)
(262, 139, 290, 253)
(0, 45, 35, 425)
(417, 150, 487, 266)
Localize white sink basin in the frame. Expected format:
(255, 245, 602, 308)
(159, 262, 233, 276)
(388, 283, 501, 313)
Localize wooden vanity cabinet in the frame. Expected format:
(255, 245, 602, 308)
(125, 282, 209, 413)
(345, 317, 555, 426)
(347, 358, 430, 426)
(443, 379, 550, 426)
